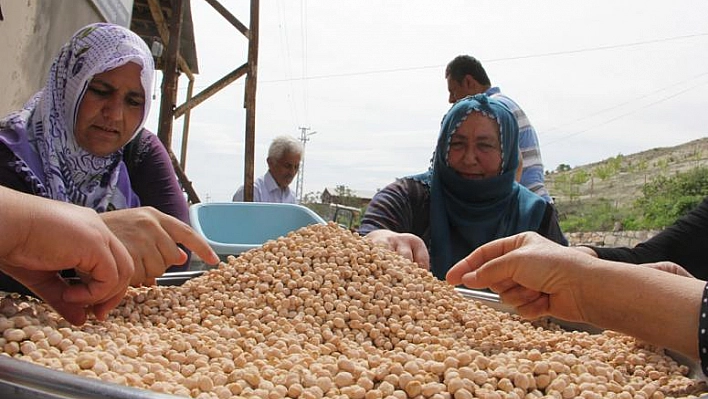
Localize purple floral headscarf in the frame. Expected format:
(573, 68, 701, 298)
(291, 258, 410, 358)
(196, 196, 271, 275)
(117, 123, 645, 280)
(0, 23, 154, 212)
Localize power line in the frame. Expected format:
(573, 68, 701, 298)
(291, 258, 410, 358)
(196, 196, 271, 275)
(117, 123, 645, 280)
(544, 77, 708, 146)
(484, 33, 708, 64)
(275, 1, 300, 128)
(543, 71, 708, 138)
(269, 32, 708, 82)
(300, 0, 310, 124)
(174, 32, 708, 91)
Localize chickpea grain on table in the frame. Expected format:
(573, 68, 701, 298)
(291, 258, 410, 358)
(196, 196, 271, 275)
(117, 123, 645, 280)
(0, 222, 704, 399)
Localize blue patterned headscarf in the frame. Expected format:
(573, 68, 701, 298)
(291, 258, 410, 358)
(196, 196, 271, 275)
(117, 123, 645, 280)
(409, 94, 547, 279)
(0, 23, 154, 212)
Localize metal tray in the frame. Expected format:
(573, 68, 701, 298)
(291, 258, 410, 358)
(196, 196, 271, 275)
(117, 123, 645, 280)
(0, 271, 203, 399)
(0, 277, 704, 398)
(155, 270, 206, 286)
(0, 354, 178, 399)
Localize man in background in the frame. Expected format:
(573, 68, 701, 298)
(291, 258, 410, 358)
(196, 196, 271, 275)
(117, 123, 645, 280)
(445, 55, 552, 203)
(233, 135, 303, 203)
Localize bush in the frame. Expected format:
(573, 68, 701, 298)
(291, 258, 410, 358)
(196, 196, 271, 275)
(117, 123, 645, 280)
(557, 167, 708, 232)
(632, 167, 708, 229)
(558, 198, 631, 232)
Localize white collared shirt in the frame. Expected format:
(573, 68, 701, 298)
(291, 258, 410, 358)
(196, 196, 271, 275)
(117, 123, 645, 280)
(232, 171, 296, 203)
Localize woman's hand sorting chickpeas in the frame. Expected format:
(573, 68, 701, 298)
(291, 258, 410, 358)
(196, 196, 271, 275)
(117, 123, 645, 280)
(100, 207, 219, 286)
(0, 187, 134, 325)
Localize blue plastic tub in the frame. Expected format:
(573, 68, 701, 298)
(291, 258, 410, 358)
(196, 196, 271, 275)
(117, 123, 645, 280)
(189, 202, 326, 256)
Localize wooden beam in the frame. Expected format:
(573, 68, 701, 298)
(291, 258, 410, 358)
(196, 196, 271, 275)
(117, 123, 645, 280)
(243, 0, 259, 202)
(204, 0, 249, 38)
(168, 148, 200, 204)
(174, 63, 248, 118)
(179, 77, 195, 170)
(146, 0, 194, 80)
(156, 0, 184, 150)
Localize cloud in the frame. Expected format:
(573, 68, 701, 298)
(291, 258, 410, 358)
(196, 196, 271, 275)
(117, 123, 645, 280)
(144, 0, 708, 202)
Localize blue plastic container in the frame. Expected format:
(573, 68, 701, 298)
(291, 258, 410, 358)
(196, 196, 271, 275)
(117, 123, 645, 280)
(189, 202, 326, 256)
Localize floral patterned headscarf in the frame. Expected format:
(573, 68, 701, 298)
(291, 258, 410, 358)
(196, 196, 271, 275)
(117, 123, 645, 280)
(0, 23, 154, 211)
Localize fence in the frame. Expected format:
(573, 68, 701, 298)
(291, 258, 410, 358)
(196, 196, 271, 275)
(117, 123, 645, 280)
(565, 230, 661, 247)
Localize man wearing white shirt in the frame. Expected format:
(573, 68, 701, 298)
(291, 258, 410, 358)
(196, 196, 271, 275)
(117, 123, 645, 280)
(232, 136, 303, 203)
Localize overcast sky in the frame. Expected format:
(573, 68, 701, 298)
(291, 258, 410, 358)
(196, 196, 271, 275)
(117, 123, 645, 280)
(144, 1, 708, 203)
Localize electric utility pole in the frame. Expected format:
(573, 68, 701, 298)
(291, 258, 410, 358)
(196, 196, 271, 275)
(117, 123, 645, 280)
(295, 126, 316, 202)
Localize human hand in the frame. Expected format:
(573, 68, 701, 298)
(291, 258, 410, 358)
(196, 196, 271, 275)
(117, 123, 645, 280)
(572, 245, 598, 257)
(364, 229, 430, 269)
(0, 196, 134, 325)
(100, 207, 219, 286)
(643, 261, 694, 278)
(446, 232, 596, 323)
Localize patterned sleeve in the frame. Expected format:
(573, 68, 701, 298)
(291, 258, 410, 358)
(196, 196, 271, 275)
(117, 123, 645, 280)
(700, 282, 708, 376)
(358, 179, 428, 238)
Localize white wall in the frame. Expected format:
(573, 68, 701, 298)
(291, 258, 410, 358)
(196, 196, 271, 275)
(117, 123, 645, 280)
(0, 1, 103, 115)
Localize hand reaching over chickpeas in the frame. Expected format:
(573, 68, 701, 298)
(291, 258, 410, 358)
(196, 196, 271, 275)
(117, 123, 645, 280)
(100, 207, 219, 286)
(0, 187, 134, 325)
(364, 229, 430, 270)
(446, 231, 705, 361)
(643, 260, 694, 277)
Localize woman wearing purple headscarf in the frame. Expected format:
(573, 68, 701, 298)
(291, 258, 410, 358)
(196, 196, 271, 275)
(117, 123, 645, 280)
(0, 23, 218, 296)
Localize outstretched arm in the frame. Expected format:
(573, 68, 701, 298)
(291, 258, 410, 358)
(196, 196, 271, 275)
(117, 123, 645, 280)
(447, 232, 703, 360)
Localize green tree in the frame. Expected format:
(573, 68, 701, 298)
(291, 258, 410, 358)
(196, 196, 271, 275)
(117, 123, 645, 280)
(553, 170, 590, 203)
(301, 191, 321, 204)
(593, 154, 623, 181)
(333, 185, 360, 208)
(655, 158, 670, 174)
(566, 170, 590, 202)
(553, 173, 570, 199)
(635, 158, 648, 173)
(556, 164, 571, 173)
(571, 170, 590, 186)
(594, 164, 614, 181)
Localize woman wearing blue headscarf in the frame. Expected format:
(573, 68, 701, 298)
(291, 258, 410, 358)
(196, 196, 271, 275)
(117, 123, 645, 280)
(359, 94, 566, 280)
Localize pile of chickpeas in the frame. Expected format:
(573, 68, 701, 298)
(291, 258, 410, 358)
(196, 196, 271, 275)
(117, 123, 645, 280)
(0, 223, 706, 399)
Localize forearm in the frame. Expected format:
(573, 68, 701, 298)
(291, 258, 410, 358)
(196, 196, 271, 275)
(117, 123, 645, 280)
(579, 259, 702, 359)
(0, 187, 33, 256)
(573, 245, 598, 256)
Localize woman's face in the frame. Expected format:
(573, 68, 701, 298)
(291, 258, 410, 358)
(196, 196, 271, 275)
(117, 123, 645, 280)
(74, 62, 145, 157)
(447, 112, 502, 179)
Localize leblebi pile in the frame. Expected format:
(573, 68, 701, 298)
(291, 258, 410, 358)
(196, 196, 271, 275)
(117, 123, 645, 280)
(0, 223, 705, 399)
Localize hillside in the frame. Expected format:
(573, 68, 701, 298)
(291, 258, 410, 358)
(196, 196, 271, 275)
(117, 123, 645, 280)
(546, 137, 708, 227)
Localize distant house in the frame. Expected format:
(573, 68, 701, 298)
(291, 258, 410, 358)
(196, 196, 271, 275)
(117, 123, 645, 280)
(321, 187, 377, 208)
